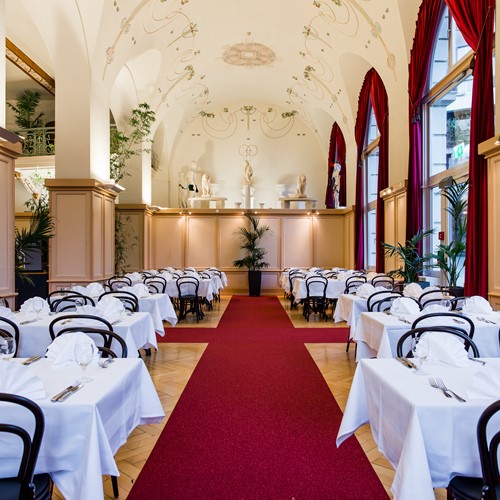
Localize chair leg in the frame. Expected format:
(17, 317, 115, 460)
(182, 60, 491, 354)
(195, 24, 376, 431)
(112, 475, 119, 497)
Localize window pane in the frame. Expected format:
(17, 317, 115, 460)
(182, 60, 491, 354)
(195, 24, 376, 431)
(366, 208, 377, 269)
(429, 8, 450, 87)
(366, 149, 379, 204)
(367, 109, 379, 143)
(429, 186, 442, 263)
(451, 17, 469, 65)
(428, 74, 472, 176)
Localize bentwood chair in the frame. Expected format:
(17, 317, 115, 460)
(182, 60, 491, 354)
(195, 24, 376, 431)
(447, 399, 500, 499)
(107, 275, 132, 290)
(411, 312, 475, 346)
(144, 276, 167, 294)
(0, 393, 53, 500)
(0, 297, 10, 308)
(302, 275, 328, 322)
(289, 270, 306, 310)
(371, 274, 395, 289)
(418, 288, 457, 310)
(47, 290, 95, 313)
(0, 317, 20, 356)
(49, 314, 113, 341)
(396, 325, 480, 359)
(98, 290, 139, 313)
(367, 290, 404, 312)
(344, 275, 367, 294)
(177, 276, 203, 323)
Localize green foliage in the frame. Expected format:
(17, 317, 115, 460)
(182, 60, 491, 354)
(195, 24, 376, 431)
(15, 197, 54, 284)
(114, 213, 137, 274)
(110, 103, 156, 183)
(432, 179, 469, 288)
(233, 214, 271, 271)
(382, 229, 434, 283)
(8, 89, 45, 129)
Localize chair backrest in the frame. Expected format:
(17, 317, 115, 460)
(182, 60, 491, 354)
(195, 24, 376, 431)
(98, 290, 139, 312)
(371, 274, 394, 289)
(418, 288, 457, 310)
(411, 312, 475, 340)
(108, 276, 132, 290)
(344, 276, 367, 294)
(0, 297, 10, 308)
(305, 275, 327, 297)
(477, 399, 500, 497)
(323, 271, 338, 279)
(367, 290, 403, 312)
(396, 325, 480, 358)
(144, 276, 166, 294)
(47, 290, 95, 312)
(450, 296, 467, 311)
(0, 317, 20, 355)
(49, 314, 113, 341)
(54, 327, 128, 358)
(0, 393, 45, 499)
(289, 271, 306, 290)
(177, 276, 199, 298)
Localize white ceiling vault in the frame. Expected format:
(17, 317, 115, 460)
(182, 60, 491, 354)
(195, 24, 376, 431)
(6, 0, 422, 182)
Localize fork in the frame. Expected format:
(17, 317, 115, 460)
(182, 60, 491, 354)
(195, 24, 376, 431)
(428, 377, 452, 398)
(436, 378, 466, 403)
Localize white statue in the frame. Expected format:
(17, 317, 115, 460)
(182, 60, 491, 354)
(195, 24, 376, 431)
(332, 163, 341, 208)
(296, 173, 307, 198)
(178, 170, 189, 208)
(201, 173, 211, 197)
(188, 160, 199, 195)
(243, 160, 253, 186)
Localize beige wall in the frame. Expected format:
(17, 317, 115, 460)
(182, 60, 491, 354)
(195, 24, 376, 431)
(382, 181, 407, 273)
(151, 207, 354, 293)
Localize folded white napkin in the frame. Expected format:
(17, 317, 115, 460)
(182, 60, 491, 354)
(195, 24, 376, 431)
(96, 296, 125, 323)
(467, 365, 500, 399)
(422, 304, 449, 313)
(165, 267, 175, 273)
(87, 282, 104, 297)
(0, 362, 45, 399)
(71, 285, 89, 296)
(126, 272, 142, 281)
(462, 296, 493, 314)
(184, 270, 199, 277)
(20, 297, 50, 315)
(337, 270, 354, 282)
(390, 297, 420, 316)
(0, 306, 16, 321)
(356, 283, 375, 298)
(426, 332, 469, 367)
(121, 284, 149, 298)
(46, 331, 98, 369)
(403, 283, 423, 299)
(185, 267, 197, 272)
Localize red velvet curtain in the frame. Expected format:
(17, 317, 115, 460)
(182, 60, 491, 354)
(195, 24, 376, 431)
(445, 0, 495, 297)
(370, 72, 389, 272)
(405, 0, 443, 241)
(354, 70, 374, 270)
(325, 122, 347, 208)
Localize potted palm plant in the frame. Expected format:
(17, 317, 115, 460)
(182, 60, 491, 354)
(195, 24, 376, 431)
(432, 179, 468, 294)
(233, 214, 271, 296)
(381, 229, 434, 284)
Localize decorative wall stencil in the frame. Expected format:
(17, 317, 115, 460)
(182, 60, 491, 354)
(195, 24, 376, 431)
(197, 105, 299, 139)
(222, 42, 276, 67)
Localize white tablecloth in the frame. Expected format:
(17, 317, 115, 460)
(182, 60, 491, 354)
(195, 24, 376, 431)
(138, 293, 177, 332)
(0, 357, 164, 500)
(337, 358, 500, 500)
(165, 278, 216, 302)
(333, 294, 368, 338)
(292, 278, 346, 303)
(353, 312, 500, 361)
(16, 311, 157, 358)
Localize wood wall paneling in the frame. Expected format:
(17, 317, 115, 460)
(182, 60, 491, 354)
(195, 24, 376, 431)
(282, 216, 313, 268)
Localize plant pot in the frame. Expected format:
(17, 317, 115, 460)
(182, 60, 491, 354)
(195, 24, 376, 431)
(248, 270, 262, 297)
(449, 286, 465, 297)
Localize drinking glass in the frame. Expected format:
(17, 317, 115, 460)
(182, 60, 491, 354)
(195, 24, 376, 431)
(32, 298, 45, 319)
(411, 336, 430, 375)
(74, 343, 95, 383)
(0, 337, 16, 361)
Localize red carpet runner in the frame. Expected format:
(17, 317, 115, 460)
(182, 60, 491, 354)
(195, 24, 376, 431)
(129, 296, 388, 499)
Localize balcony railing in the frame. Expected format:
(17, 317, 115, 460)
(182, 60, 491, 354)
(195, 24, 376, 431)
(16, 127, 55, 156)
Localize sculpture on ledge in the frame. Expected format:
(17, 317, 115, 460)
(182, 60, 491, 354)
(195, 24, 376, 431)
(201, 173, 211, 197)
(332, 163, 341, 208)
(243, 160, 253, 186)
(295, 173, 307, 198)
(188, 160, 199, 195)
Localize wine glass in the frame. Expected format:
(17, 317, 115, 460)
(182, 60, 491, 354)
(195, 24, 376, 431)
(74, 343, 95, 383)
(0, 337, 16, 361)
(32, 298, 45, 319)
(411, 336, 430, 375)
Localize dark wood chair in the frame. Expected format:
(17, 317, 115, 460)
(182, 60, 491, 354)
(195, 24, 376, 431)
(0, 317, 20, 356)
(47, 290, 95, 313)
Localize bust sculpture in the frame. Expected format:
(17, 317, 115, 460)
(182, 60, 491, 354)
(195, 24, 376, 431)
(296, 173, 307, 198)
(201, 173, 211, 197)
(243, 160, 253, 186)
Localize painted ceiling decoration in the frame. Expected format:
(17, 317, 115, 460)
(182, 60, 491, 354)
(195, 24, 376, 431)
(222, 42, 276, 67)
(196, 105, 300, 139)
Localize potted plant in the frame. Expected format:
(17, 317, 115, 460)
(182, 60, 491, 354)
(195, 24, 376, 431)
(233, 214, 271, 296)
(381, 229, 434, 284)
(432, 179, 468, 294)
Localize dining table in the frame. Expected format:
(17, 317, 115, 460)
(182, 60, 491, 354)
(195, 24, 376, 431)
(291, 277, 346, 303)
(0, 357, 164, 500)
(352, 311, 500, 361)
(333, 293, 368, 335)
(337, 357, 500, 500)
(15, 311, 157, 358)
(137, 293, 177, 331)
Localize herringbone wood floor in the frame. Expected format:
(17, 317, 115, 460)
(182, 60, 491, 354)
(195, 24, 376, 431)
(52, 295, 445, 499)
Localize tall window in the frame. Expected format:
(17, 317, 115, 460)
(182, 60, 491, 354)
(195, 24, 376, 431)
(423, 5, 472, 282)
(363, 108, 379, 270)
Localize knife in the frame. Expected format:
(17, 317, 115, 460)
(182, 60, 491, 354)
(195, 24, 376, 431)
(22, 355, 42, 365)
(396, 357, 417, 369)
(51, 384, 82, 402)
(57, 384, 83, 402)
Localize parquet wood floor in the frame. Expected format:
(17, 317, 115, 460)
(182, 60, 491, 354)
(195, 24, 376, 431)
(52, 294, 445, 499)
